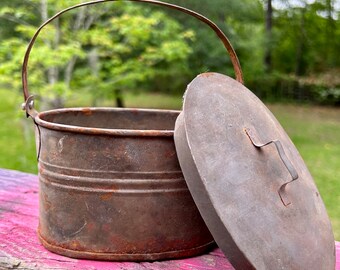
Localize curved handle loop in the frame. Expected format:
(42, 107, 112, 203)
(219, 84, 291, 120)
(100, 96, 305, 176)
(22, 0, 243, 117)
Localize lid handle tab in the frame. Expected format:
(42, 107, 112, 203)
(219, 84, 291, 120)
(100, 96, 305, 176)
(245, 128, 299, 207)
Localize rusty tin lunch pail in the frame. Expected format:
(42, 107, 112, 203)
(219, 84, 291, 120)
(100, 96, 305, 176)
(22, 0, 243, 261)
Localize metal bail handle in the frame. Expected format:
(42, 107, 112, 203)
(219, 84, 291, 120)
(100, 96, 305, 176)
(21, 0, 243, 117)
(244, 128, 299, 207)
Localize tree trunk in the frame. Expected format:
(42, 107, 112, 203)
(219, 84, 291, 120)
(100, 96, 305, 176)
(64, 8, 85, 89)
(41, 0, 59, 85)
(114, 89, 125, 108)
(264, 0, 272, 73)
(40, 0, 48, 22)
(89, 49, 100, 106)
(325, 0, 335, 66)
(295, 7, 306, 76)
(41, 0, 62, 108)
(65, 11, 97, 89)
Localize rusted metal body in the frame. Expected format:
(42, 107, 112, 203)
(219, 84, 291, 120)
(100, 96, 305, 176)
(21, 0, 244, 261)
(35, 108, 214, 260)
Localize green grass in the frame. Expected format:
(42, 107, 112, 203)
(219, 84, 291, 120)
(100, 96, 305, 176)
(68, 92, 183, 110)
(1, 89, 339, 239)
(0, 90, 37, 173)
(267, 104, 340, 240)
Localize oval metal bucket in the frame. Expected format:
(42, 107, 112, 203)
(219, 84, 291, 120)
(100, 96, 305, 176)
(35, 108, 214, 260)
(21, 0, 244, 261)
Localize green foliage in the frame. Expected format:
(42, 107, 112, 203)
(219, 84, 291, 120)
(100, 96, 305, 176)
(225, 16, 265, 81)
(166, 0, 340, 103)
(316, 87, 340, 105)
(74, 5, 194, 100)
(273, 1, 340, 74)
(0, 89, 37, 173)
(247, 71, 340, 105)
(1, 0, 340, 104)
(0, 1, 194, 108)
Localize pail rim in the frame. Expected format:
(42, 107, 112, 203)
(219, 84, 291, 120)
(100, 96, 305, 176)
(35, 107, 178, 137)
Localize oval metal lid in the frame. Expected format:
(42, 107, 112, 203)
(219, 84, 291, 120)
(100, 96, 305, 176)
(174, 73, 335, 269)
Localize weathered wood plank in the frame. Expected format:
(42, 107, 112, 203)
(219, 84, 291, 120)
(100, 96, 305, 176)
(0, 168, 339, 269)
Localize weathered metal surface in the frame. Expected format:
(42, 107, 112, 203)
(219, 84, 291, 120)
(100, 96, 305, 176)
(174, 73, 335, 269)
(33, 108, 214, 261)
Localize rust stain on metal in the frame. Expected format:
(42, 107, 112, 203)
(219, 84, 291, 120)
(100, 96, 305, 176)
(199, 72, 215, 78)
(99, 193, 113, 201)
(69, 240, 86, 250)
(81, 108, 92, 116)
(164, 150, 176, 158)
(42, 194, 52, 211)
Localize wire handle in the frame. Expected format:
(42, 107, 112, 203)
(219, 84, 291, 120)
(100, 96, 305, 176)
(245, 128, 299, 207)
(22, 0, 243, 117)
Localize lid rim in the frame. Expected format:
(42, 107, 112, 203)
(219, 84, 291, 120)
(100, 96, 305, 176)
(174, 72, 335, 269)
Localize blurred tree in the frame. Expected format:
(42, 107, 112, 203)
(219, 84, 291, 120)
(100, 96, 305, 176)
(166, 0, 264, 83)
(74, 4, 194, 106)
(265, 0, 273, 72)
(273, 0, 340, 74)
(0, 0, 194, 108)
(1, 0, 339, 105)
(295, 1, 307, 76)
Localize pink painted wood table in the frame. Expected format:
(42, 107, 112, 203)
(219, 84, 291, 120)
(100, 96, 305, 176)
(0, 168, 339, 270)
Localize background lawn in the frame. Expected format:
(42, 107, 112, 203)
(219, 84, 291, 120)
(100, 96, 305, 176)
(1, 89, 339, 240)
